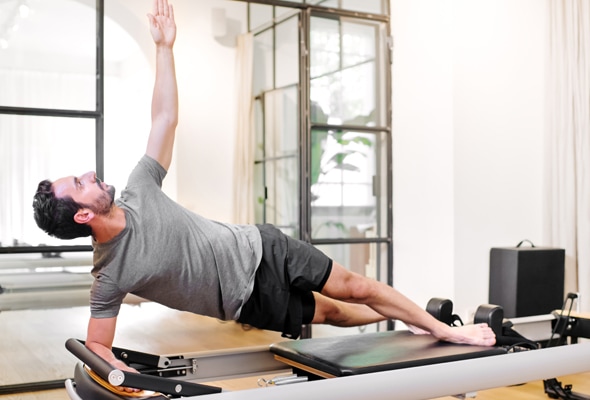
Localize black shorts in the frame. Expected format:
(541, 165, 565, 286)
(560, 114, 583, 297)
(237, 224, 333, 339)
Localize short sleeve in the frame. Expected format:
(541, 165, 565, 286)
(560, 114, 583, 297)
(90, 273, 126, 318)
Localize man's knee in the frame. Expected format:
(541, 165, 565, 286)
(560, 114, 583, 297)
(338, 271, 376, 304)
(312, 294, 345, 325)
(323, 262, 375, 302)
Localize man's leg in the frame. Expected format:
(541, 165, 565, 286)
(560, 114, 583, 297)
(311, 293, 387, 327)
(318, 262, 496, 347)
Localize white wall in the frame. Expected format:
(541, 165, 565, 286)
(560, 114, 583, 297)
(390, 0, 456, 313)
(391, 0, 546, 319)
(106, 0, 247, 223)
(173, 1, 247, 223)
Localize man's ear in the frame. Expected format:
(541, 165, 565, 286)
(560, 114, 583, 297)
(74, 208, 94, 225)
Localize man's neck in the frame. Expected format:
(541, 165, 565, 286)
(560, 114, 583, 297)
(92, 205, 126, 243)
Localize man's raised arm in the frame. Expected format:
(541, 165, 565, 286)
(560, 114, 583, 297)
(146, 0, 178, 171)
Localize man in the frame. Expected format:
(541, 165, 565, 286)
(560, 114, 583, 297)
(33, 0, 495, 389)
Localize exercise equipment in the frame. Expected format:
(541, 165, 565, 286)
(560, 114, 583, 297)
(542, 293, 590, 400)
(63, 299, 590, 400)
(426, 297, 463, 326)
(489, 241, 565, 317)
(65, 336, 590, 400)
(269, 330, 505, 379)
(66, 339, 223, 398)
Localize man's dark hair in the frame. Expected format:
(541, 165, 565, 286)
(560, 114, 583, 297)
(32, 180, 92, 240)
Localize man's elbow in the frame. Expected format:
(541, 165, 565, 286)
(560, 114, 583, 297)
(153, 114, 178, 131)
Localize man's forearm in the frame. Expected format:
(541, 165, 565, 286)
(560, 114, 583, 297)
(152, 46, 178, 127)
(146, 45, 178, 170)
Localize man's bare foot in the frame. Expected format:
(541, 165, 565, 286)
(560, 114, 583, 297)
(435, 323, 496, 346)
(451, 323, 496, 346)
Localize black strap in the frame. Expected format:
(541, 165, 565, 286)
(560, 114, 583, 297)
(497, 324, 538, 349)
(516, 239, 535, 248)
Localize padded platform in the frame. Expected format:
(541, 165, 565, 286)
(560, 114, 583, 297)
(270, 330, 507, 378)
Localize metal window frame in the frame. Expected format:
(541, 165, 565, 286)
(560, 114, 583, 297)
(0, 0, 104, 255)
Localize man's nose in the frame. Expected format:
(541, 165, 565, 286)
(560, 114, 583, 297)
(82, 171, 96, 182)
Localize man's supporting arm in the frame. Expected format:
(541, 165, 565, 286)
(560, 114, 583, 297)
(86, 316, 130, 370)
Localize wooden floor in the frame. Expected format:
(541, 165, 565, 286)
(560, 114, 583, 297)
(1, 303, 589, 400)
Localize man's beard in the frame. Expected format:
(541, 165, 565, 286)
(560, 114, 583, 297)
(92, 184, 116, 216)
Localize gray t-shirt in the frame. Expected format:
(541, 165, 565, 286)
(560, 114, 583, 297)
(89, 155, 263, 321)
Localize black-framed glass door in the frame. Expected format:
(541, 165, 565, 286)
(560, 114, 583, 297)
(249, 1, 392, 337)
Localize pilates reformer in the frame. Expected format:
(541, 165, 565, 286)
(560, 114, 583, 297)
(63, 299, 590, 400)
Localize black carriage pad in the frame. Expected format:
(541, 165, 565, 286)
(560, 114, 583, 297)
(270, 330, 506, 378)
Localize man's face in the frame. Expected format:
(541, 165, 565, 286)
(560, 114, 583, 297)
(53, 171, 116, 215)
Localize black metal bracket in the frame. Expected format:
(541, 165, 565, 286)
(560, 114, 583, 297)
(544, 378, 590, 400)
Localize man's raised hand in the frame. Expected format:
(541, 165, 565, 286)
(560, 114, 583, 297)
(147, 0, 176, 47)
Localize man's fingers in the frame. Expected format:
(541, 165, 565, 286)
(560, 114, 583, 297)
(168, 4, 174, 21)
(158, 0, 169, 17)
(152, 0, 158, 17)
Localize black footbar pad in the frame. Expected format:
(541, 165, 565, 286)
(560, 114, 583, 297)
(270, 330, 506, 377)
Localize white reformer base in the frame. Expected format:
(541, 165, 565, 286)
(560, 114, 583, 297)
(186, 343, 590, 400)
(64, 342, 590, 400)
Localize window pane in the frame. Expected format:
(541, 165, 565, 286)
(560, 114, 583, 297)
(254, 162, 265, 223)
(249, 3, 273, 31)
(275, 7, 299, 22)
(341, 0, 384, 15)
(312, 242, 389, 337)
(310, 17, 385, 127)
(311, 130, 387, 239)
(315, 241, 388, 284)
(253, 29, 274, 96)
(307, 0, 386, 15)
(311, 64, 377, 125)
(307, 0, 338, 7)
(265, 158, 298, 234)
(275, 16, 299, 88)
(254, 98, 264, 160)
(310, 17, 340, 78)
(264, 87, 298, 158)
(0, 0, 96, 110)
(342, 20, 376, 68)
(0, 115, 96, 247)
(255, 87, 299, 236)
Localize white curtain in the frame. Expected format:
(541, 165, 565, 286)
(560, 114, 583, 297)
(544, 0, 590, 311)
(232, 32, 255, 224)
